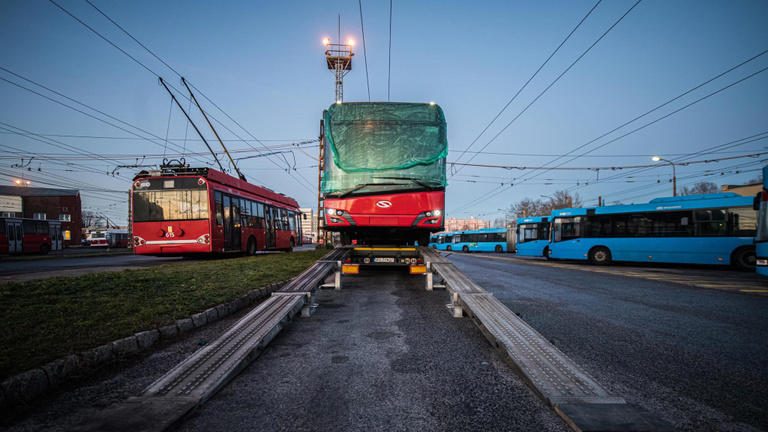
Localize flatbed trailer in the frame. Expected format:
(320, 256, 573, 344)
(338, 246, 428, 276)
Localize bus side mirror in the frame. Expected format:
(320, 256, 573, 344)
(755, 192, 761, 211)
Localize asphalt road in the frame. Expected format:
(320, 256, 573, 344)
(177, 270, 568, 432)
(449, 253, 768, 431)
(0, 254, 181, 282)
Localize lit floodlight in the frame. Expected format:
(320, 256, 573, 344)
(651, 156, 661, 162)
(322, 37, 331, 46)
(347, 38, 355, 46)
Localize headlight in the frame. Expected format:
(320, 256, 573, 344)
(433, 209, 442, 217)
(336, 209, 344, 216)
(325, 208, 335, 216)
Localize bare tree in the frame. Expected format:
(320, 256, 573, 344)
(546, 190, 582, 211)
(680, 181, 719, 196)
(506, 190, 582, 219)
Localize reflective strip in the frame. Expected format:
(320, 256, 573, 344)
(145, 240, 199, 245)
(757, 259, 768, 266)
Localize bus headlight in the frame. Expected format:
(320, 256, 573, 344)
(433, 209, 442, 217)
(133, 236, 145, 246)
(325, 208, 335, 216)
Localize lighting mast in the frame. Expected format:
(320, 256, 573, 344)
(323, 37, 354, 103)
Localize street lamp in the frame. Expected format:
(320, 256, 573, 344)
(652, 156, 677, 197)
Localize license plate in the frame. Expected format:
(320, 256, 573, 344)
(373, 257, 395, 263)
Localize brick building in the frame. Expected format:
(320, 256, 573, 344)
(0, 186, 82, 246)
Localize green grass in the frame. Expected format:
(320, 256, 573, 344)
(0, 250, 327, 379)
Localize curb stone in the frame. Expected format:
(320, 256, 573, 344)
(0, 280, 285, 412)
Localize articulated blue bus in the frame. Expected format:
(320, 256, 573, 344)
(756, 166, 768, 276)
(548, 193, 756, 270)
(429, 232, 455, 251)
(451, 227, 509, 253)
(515, 216, 551, 257)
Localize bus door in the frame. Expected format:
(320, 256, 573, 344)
(7, 219, 22, 254)
(50, 222, 62, 251)
(231, 198, 242, 250)
(265, 205, 276, 248)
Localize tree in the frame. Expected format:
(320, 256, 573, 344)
(505, 190, 583, 219)
(680, 181, 718, 196)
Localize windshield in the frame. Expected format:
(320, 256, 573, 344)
(758, 197, 768, 241)
(133, 177, 209, 222)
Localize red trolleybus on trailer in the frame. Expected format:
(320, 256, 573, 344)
(132, 164, 302, 256)
(320, 102, 447, 246)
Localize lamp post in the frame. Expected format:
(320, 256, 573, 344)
(652, 156, 677, 197)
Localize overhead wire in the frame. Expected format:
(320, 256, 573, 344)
(358, 0, 371, 101)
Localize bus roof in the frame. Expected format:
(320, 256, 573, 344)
(516, 216, 549, 223)
(134, 167, 300, 209)
(551, 193, 752, 218)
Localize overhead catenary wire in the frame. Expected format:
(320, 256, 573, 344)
(451, 0, 602, 168)
(452, 0, 643, 177)
(358, 0, 371, 101)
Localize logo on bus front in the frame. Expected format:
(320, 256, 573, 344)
(376, 200, 393, 208)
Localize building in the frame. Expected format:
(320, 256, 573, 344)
(0, 186, 82, 246)
(722, 181, 762, 197)
(299, 207, 317, 243)
(444, 217, 491, 232)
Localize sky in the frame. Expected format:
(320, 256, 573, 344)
(1, 0, 767, 225)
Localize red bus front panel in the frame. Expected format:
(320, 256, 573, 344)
(324, 190, 444, 230)
(133, 219, 213, 255)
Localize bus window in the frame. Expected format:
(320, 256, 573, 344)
(555, 217, 582, 242)
(729, 207, 757, 236)
(214, 191, 223, 225)
(694, 209, 727, 236)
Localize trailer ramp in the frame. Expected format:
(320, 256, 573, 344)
(420, 248, 670, 432)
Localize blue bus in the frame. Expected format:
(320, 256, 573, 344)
(429, 232, 455, 251)
(756, 166, 768, 276)
(548, 193, 756, 270)
(515, 216, 551, 257)
(451, 227, 509, 253)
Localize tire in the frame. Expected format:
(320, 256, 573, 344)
(543, 246, 551, 260)
(588, 246, 612, 265)
(246, 238, 257, 256)
(732, 247, 756, 271)
(288, 238, 295, 252)
(446, 245, 452, 251)
(462, 245, 469, 253)
(494, 245, 503, 253)
(40, 244, 50, 255)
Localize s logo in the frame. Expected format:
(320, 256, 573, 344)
(376, 200, 392, 208)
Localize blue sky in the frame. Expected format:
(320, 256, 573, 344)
(1, 0, 767, 224)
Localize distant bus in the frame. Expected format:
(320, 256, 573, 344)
(429, 232, 455, 251)
(107, 230, 130, 248)
(0, 218, 62, 255)
(548, 193, 756, 269)
(515, 216, 551, 257)
(756, 166, 768, 276)
(131, 165, 302, 256)
(451, 228, 508, 253)
(86, 230, 108, 247)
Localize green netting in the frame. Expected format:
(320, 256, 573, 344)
(321, 102, 447, 196)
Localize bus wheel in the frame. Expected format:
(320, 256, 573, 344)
(288, 238, 295, 252)
(462, 245, 469, 253)
(40, 244, 50, 255)
(247, 238, 257, 256)
(494, 245, 503, 253)
(543, 246, 551, 260)
(589, 247, 612, 265)
(446, 245, 452, 251)
(732, 247, 756, 271)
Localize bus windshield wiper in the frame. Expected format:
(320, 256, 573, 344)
(338, 182, 402, 198)
(372, 176, 435, 189)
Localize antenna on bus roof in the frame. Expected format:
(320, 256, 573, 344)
(180, 77, 246, 182)
(159, 77, 227, 174)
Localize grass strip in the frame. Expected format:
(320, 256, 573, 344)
(0, 250, 327, 379)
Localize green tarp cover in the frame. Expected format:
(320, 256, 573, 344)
(321, 102, 447, 196)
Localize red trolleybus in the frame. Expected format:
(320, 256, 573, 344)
(320, 102, 447, 245)
(0, 218, 58, 255)
(131, 164, 302, 256)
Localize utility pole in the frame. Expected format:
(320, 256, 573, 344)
(652, 156, 678, 197)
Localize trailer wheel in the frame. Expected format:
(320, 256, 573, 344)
(462, 245, 469, 253)
(731, 246, 756, 271)
(494, 245, 503, 253)
(588, 247, 612, 265)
